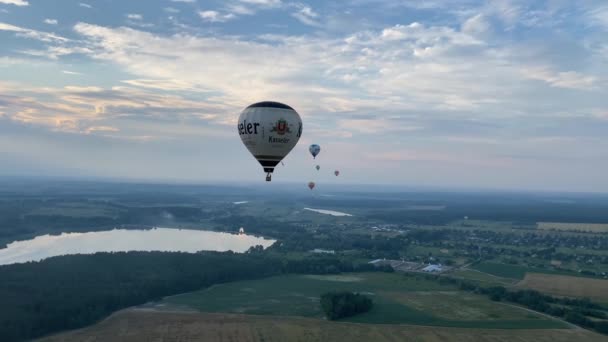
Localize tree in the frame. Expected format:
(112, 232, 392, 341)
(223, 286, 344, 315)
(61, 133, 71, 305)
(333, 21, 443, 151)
(320, 291, 373, 320)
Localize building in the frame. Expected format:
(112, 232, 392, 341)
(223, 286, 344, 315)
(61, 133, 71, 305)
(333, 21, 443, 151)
(422, 264, 443, 272)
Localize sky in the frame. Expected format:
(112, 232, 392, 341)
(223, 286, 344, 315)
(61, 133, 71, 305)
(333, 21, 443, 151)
(0, 0, 607, 192)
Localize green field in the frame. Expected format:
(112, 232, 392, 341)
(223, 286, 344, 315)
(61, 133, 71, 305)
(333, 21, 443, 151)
(451, 269, 517, 285)
(471, 262, 603, 280)
(163, 273, 565, 329)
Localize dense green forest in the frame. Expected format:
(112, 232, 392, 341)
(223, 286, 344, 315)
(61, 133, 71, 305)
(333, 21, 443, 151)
(320, 291, 373, 320)
(0, 250, 383, 342)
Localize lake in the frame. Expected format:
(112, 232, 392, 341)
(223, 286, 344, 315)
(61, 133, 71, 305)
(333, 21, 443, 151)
(0, 227, 276, 266)
(303, 208, 353, 216)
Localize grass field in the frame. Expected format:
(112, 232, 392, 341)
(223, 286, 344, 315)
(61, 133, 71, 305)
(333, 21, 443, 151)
(517, 273, 608, 301)
(470, 262, 592, 280)
(538, 222, 608, 233)
(162, 273, 565, 329)
(38, 310, 607, 342)
(451, 269, 517, 286)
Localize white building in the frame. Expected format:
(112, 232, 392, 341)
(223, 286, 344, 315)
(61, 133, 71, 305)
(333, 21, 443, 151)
(422, 264, 443, 272)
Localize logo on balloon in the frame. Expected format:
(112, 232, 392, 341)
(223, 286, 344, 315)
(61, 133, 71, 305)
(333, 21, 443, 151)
(270, 118, 290, 135)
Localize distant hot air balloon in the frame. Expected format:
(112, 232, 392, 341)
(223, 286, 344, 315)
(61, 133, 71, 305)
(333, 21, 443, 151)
(237, 101, 302, 181)
(309, 144, 321, 159)
(308, 181, 315, 190)
(334, 170, 340, 176)
(316, 165, 320, 171)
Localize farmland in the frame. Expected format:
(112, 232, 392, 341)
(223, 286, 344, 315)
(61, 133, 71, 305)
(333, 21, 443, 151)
(538, 222, 608, 233)
(162, 273, 565, 329)
(38, 310, 607, 342)
(517, 273, 608, 301)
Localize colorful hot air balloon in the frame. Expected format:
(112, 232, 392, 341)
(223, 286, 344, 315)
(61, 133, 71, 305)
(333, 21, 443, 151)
(309, 144, 320, 159)
(237, 101, 302, 181)
(334, 170, 340, 176)
(316, 165, 320, 171)
(308, 181, 315, 190)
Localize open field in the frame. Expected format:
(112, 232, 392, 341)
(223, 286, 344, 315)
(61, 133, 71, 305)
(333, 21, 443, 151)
(538, 222, 608, 233)
(162, 273, 565, 329)
(449, 269, 517, 286)
(37, 310, 607, 342)
(470, 262, 595, 280)
(517, 273, 608, 301)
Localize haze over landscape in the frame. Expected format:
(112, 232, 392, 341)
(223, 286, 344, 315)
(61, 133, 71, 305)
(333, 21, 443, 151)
(1, 0, 607, 191)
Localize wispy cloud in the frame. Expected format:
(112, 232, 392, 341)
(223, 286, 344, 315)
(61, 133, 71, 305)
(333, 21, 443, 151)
(126, 14, 142, 20)
(291, 4, 321, 27)
(79, 3, 92, 9)
(0, 0, 28, 6)
(522, 67, 598, 90)
(199, 10, 235, 23)
(62, 70, 82, 75)
(0, 22, 68, 42)
(43, 18, 58, 25)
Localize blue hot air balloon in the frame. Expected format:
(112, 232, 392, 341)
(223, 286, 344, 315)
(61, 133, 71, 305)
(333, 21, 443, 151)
(309, 144, 321, 159)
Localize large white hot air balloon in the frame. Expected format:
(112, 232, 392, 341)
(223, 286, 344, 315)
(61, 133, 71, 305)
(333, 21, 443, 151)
(238, 101, 302, 181)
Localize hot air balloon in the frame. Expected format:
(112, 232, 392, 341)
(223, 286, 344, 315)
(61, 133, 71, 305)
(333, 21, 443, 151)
(334, 170, 340, 176)
(237, 101, 302, 181)
(316, 165, 320, 171)
(309, 144, 320, 159)
(308, 181, 315, 190)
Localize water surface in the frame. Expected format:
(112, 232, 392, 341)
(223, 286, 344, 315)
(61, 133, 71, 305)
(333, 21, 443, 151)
(303, 208, 353, 216)
(0, 227, 275, 266)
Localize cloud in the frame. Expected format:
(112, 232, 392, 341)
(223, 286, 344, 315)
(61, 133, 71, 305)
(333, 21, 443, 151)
(522, 67, 598, 90)
(84, 125, 119, 134)
(0, 81, 230, 138)
(62, 70, 82, 75)
(291, 4, 321, 27)
(170, 0, 195, 2)
(66, 18, 606, 126)
(43, 19, 58, 25)
(461, 14, 491, 36)
(79, 3, 92, 9)
(164, 7, 180, 13)
(199, 10, 235, 23)
(126, 14, 142, 20)
(239, 0, 281, 5)
(0, 22, 68, 42)
(0, 0, 27, 6)
(589, 6, 608, 29)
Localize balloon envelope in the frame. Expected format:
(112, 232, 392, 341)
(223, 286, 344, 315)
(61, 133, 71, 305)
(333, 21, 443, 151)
(308, 181, 315, 190)
(309, 144, 321, 159)
(334, 170, 340, 176)
(238, 101, 302, 181)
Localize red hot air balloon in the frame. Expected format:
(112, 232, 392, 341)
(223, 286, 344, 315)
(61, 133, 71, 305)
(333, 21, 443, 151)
(334, 170, 340, 176)
(308, 181, 315, 190)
